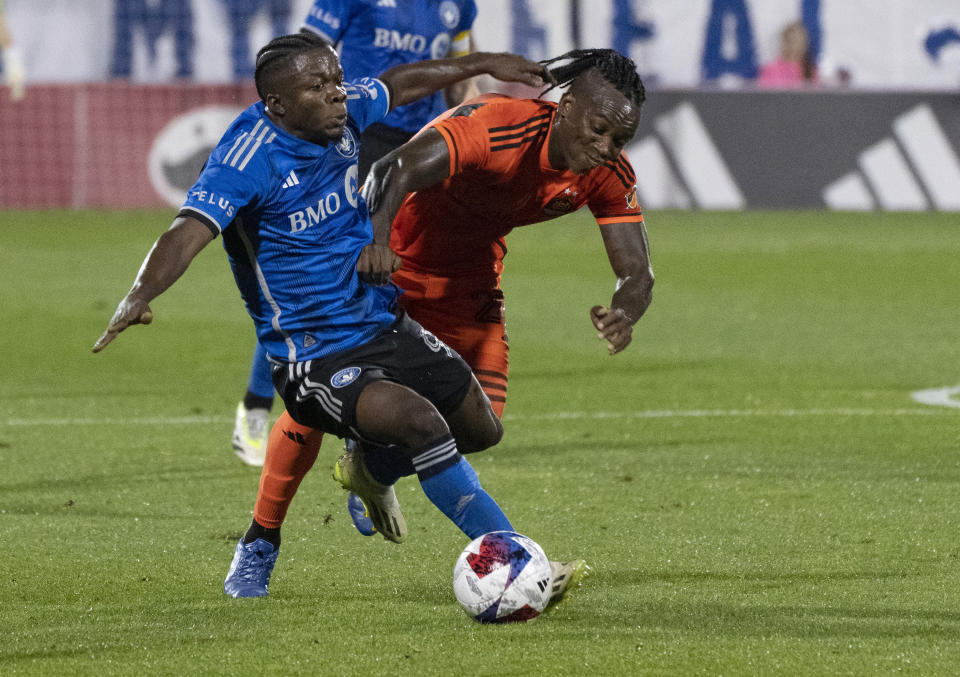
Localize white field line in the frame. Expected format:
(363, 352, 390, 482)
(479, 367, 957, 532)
(911, 385, 960, 409)
(505, 407, 951, 422)
(1, 407, 953, 428)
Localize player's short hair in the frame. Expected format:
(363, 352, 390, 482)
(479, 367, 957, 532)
(540, 49, 646, 109)
(254, 32, 332, 101)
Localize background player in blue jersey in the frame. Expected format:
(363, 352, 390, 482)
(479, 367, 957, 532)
(232, 0, 480, 465)
(302, 0, 478, 182)
(93, 33, 554, 598)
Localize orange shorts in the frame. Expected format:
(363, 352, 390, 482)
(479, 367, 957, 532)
(393, 267, 509, 417)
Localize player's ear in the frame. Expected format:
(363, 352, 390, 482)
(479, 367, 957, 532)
(557, 92, 575, 120)
(266, 93, 285, 116)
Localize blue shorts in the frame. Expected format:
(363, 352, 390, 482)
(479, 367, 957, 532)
(272, 312, 473, 440)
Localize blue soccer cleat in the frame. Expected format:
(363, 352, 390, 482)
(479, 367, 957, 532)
(347, 492, 377, 536)
(223, 538, 278, 598)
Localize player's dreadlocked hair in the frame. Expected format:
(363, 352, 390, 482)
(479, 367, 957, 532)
(539, 49, 645, 108)
(254, 32, 331, 101)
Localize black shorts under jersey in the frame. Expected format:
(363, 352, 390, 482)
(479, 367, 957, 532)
(271, 312, 473, 441)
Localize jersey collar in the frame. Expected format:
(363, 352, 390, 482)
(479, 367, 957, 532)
(539, 102, 577, 178)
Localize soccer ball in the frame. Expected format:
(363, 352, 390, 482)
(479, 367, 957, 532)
(452, 531, 553, 623)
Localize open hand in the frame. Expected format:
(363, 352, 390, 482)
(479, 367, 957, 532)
(479, 53, 555, 88)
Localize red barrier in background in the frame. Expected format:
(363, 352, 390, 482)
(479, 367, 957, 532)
(0, 83, 257, 208)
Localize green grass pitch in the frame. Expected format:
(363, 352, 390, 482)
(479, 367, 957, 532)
(1, 208, 959, 675)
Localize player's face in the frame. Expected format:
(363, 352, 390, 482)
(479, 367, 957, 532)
(554, 78, 641, 175)
(270, 47, 348, 145)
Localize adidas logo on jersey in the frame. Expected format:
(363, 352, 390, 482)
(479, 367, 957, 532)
(281, 170, 300, 189)
(377, 0, 396, 7)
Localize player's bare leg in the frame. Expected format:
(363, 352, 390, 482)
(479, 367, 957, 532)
(350, 380, 511, 539)
(443, 377, 503, 453)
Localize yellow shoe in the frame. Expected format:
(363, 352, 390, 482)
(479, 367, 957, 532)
(545, 560, 590, 610)
(333, 443, 406, 543)
(231, 402, 267, 467)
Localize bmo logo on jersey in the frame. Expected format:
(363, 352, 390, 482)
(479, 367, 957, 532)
(374, 29, 428, 53)
(287, 165, 360, 232)
(288, 192, 342, 233)
(373, 29, 452, 59)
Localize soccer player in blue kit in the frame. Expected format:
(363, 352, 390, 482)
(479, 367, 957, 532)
(93, 33, 554, 597)
(232, 0, 481, 465)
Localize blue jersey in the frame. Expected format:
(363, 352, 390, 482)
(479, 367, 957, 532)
(180, 78, 398, 363)
(302, 0, 477, 134)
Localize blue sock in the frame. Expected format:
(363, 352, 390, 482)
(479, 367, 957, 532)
(246, 342, 275, 402)
(413, 436, 512, 539)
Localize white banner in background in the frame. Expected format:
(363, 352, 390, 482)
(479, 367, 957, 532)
(6, 0, 960, 88)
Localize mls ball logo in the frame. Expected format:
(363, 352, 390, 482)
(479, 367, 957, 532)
(148, 105, 243, 206)
(336, 128, 358, 159)
(331, 366, 362, 388)
(439, 1, 460, 29)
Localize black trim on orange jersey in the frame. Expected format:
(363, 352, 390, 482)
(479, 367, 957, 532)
(491, 134, 548, 151)
(488, 112, 552, 134)
(445, 129, 461, 174)
(616, 155, 636, 183)
(493, 237, 508, 258)
(477, 379, 507, 392)
(486, 394, 507, 403)
(489, 113, 552, 152)
(489, 121, 550, 144)
(474, 369, 507, 380)
(603, 159, 632, 190)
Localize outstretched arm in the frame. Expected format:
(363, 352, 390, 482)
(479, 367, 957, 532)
(379, 52, 551, 111)
(92, 216, 215, 352)
(355, 129, 450, 285)
(591, 221, 654, 355)
(444, 35, 480, 107)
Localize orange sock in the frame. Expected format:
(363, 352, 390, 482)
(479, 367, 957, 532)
(253, 410, 324, 528)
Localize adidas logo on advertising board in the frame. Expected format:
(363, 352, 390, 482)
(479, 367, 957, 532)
(822, 104, 960, 211)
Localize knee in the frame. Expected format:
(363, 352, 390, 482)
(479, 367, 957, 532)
(401, 405, 450, 447)
(458, 412, 502, 454)
(376, 397, 451, 450)
(356, 381, 451, 448)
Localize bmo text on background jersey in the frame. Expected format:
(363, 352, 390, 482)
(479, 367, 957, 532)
(180, 77, 398, 363)
(302, 0, 477, 133)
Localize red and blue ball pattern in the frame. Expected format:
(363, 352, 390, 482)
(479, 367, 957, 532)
(453, 531, 552, 624)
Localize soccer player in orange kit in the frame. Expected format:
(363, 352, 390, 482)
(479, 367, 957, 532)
(260, 51, 651, 605)
(361, 48, 653, 416)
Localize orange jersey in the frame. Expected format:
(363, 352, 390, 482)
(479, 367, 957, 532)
(389, 94, 644, 277)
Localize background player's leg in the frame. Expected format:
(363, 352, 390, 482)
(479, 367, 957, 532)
(232, 341, 275, 465)
(471, 347, 510, 420)
(443, 377, 504, 453)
